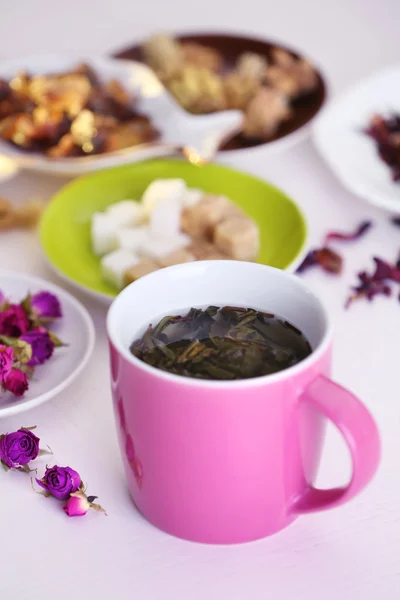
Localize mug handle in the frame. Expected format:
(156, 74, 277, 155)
(291, 375, 381, 513)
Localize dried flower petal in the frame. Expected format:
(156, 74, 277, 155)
(346, 255, 400, 308)
(296, 247, 342, 274)
(324, 220, 372, 244)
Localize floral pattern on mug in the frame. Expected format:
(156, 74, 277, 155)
(118, 397, 126, 434)
(125, 434, 143, 489)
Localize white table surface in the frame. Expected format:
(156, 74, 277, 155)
(1, 1, 399, 598)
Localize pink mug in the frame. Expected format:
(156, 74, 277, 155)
(107, 261, 380, 544)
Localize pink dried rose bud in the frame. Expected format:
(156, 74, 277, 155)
(63, 490, 106, 517)
(0, 304, 30, 337)
(3, 368, 29, 396)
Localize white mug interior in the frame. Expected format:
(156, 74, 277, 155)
(107, 261, 331, 384)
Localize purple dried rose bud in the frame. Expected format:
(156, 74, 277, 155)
(0, 304, 30, 337)
(30, 291, 62, 321)
(0, 428, 39, 469)
(324, 220, 373, 245)
(36, 465, 81, 500)
(3, 369, 29, 396)
(0, 345, 14, 383)
(297, 247, 342, 275)
(20, 329, 54, 366)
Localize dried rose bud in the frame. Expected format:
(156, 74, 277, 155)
(63, 490, 106, 517)
(20, 330, 54, 366)
(0, 427, 39, 470)
(36, 465, 81, 500)
(30, 291, 62, 321)
(3, 368, 28, 396)
(63, 491, 90, 517)
(0, 304, 30, 337)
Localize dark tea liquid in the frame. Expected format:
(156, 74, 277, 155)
(130, 306, 312, 381)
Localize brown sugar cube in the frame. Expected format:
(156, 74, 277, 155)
(186, 239, 214, 258)
(266, 49, 318, 99)
(142, 34, 184, 80)
(237, 52, 268, 82)
(159, 248, 196, 268)
(181, 42, 223, 73)
(123, 260, 160, 286)
(214, 217, 260, 261)
(187, 239, 228, 261)
(224, 72, 260, 110)
(181, 194, 243, 240)
(13, 199, 44, 228)
(168, 66, 226, 113)
(243, 87, 291, 139)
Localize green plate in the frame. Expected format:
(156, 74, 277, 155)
(40, 159, 307, 303)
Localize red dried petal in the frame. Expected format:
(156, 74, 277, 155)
(372, 257, 393, 280)
(296, 248, 342, 275)
(315, 248, 343, 274)
(346, 254, 400, 308)
(324, 221, 373, 244)
(296, 250, 318, 274)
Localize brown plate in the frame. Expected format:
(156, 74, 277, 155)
(112, 32, 327, 152)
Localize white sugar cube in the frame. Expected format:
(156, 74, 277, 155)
(106, 200, 143, 227)
(141, 179, 187, 218)
(184, 188, 203, 208)
(91, 212, 118, 256)
(116, 226, 150, 253)
(101, 248, 140, 289)
(139, 232, 191, 260)
(149, 194, 183, 238)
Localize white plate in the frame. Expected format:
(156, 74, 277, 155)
(0, 270, 95, 417)
(313, 66, 400, 213)
(0, 54, 242, 178)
